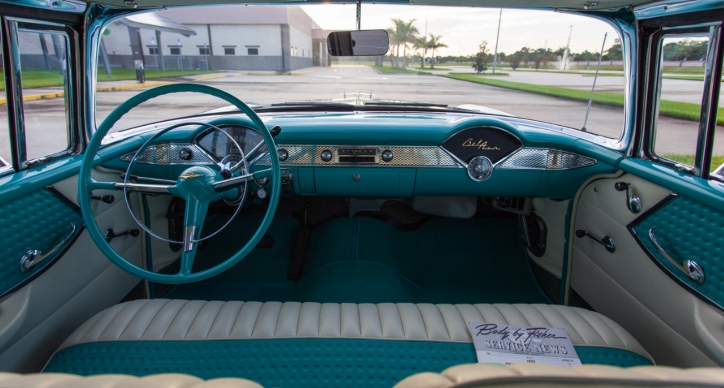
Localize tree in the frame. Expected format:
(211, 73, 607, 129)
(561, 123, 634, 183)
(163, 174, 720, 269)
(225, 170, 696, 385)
(605, 38, 623, 63)
(471, 41, 489, 73)
(413, 36, 427, 68)
(507, 52, 522, 70)
(427, 34, 447, 69)
(397, 19, 419, 69)
(387, 18, 419, 69)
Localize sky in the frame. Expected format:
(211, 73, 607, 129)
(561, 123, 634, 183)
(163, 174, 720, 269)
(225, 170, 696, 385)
(301, 4, 618, 57)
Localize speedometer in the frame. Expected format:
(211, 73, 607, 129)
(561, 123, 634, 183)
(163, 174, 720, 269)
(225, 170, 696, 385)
(196, 125, 265, 161)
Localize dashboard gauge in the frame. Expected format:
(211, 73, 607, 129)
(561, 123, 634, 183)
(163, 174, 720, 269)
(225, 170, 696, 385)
(196, 125, 265, 161)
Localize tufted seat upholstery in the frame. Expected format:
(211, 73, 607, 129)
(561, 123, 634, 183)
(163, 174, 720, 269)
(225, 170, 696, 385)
(394, 364, 724, 387)
(45, 300, 652, 387)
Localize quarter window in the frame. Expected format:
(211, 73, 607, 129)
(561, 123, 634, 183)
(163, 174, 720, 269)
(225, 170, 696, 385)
(16, 25, 71, 163)
(0, 34, 10, 172)
(651, 35, 710, 171)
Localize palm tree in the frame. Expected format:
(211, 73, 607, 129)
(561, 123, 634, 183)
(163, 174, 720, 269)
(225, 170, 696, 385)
(413, 36, 428, 68)
(397, 19, 419, 69)
(388, 18, 406, 68)
(427, 34, 447, 69)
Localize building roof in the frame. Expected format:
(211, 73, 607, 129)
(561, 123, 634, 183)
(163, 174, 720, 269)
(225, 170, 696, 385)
(121, 12, 197, 37)
(160, 5, 322, 35)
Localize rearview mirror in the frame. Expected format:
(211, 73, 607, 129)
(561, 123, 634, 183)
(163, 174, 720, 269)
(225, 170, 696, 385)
(327, 30, 389, 56)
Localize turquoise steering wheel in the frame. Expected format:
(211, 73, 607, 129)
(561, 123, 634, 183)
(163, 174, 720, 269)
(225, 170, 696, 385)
(79, 84, 280, 284)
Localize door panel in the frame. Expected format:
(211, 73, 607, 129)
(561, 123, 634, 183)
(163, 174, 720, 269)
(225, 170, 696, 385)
(572, 173, 724, 367)
(0, 187, 83, 298)
(631, 195, 723, 309)
(0, 171, 143, 372)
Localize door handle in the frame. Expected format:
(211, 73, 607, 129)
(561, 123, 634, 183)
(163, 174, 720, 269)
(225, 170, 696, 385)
(648, 227, 705, 284)
(19, 223, 77, 273)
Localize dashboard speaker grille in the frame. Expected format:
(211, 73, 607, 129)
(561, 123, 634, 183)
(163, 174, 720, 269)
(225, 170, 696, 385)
(497, 149, 596, 170)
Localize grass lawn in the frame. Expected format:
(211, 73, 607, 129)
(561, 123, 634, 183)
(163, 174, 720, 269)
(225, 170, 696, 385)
(372, 65, 430, 75)
(416, 67, 452, 70)
(1, 68, 215, 91)
(443, 73, 721, 125)
(664, 154, 724, 169)
(663, 66, 706, 74)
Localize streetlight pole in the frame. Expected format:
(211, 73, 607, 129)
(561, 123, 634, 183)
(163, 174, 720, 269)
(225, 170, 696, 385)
(564, 25, 572, 70)
(492, 9, 502, 73)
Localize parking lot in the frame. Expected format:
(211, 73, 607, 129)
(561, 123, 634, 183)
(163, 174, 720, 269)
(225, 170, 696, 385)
(3, 65, 721, 161)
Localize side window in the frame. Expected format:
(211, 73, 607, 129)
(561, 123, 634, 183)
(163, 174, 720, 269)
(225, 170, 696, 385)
(651, 34, 709, 171)
(0, 33, 11, 171)
(14, 22, 72, 164)
(712, 55, 724, 179)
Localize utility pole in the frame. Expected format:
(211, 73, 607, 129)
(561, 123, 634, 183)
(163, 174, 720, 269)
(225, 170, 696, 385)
(492, 8, 502, 73)
(423, 8, 428, 68)
(564, 25, 572, 70)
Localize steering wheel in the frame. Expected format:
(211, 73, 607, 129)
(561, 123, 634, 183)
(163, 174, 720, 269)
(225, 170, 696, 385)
(78, 84, 280, 284)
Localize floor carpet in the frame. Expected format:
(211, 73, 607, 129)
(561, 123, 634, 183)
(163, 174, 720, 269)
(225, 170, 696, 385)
(165, 214, 547, 304)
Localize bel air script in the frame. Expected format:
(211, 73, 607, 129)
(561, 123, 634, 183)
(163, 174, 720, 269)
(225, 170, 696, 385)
(462, 138, 501, 151)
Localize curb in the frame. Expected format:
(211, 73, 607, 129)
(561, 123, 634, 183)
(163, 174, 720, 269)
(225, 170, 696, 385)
(0, 81, 174, 105)
(95, 81, 173, 92)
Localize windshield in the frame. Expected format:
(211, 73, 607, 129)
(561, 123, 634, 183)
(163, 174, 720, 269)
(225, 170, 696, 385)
(94, 4, 626, 139)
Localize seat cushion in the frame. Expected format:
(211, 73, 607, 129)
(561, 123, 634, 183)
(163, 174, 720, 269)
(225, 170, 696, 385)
(0, 373, 263, 388)
(45, 300, 652, 388)
(394, 364, 724, 388)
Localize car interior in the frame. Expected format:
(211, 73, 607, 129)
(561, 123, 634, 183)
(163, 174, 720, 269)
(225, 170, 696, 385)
(0, 0, 724, 387)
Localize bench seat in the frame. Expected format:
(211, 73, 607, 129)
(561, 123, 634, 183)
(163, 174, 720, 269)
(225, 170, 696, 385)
(44, 300, 653, 387)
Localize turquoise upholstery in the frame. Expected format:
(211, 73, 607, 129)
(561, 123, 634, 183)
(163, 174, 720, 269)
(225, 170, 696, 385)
(632, 195, 724, 310)
(44, 339, 652, 388)
(0, 189, 83, 298)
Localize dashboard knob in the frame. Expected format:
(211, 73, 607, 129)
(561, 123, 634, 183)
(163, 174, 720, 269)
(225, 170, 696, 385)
(179, 148, 193, 160)
(381, 149, 394, 162)
(320, 149, 333, 162)
(278, 148, 289, 162)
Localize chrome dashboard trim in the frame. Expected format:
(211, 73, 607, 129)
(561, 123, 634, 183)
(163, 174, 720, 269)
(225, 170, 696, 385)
(255, 145, 462, 168)
(496, 148, 597, 170)
(120, 143, 215, 165)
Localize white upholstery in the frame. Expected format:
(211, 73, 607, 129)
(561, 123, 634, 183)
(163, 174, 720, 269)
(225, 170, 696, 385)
(394, 364, 724, 387)
(58, 299, 651, 361)
(0, 373, 262, 388)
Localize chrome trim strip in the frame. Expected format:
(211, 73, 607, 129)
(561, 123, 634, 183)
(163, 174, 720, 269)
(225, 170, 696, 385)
(648, 227, 706, 284)
(120, 143, 215, 165)
(256, 145, 461, 168)
(20, 223, 76, 272)
(496, 148, 597, 170)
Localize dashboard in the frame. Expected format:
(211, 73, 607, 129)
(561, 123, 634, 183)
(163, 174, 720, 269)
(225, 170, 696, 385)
(109, 112, 619, 199)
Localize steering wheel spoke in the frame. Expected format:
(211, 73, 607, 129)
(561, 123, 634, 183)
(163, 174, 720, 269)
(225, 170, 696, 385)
(177, 197, 209, 275)
(116, 182, 174, 194)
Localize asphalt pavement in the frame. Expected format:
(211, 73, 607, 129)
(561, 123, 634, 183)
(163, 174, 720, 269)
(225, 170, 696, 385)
(1, 65, 720, 162)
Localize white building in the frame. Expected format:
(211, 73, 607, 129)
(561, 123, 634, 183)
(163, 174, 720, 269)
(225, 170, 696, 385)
(99, 5, 329, 72)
